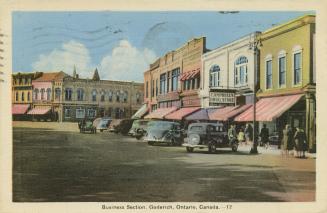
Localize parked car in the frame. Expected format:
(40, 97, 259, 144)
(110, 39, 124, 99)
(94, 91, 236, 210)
(97, 117, 112, 132)
(128, 119, 150, 140)
(183, 123, 238, 153)
(79, 120, 97, 134)
(143, 121, 184, 146)
(116, 119, 134, 135)
(108, 119, 123, 133)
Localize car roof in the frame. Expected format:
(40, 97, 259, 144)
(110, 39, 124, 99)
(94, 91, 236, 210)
(149, 120, 179, 125)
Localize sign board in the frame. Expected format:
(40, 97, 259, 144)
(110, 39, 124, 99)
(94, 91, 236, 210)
(209, 92, 235, 104)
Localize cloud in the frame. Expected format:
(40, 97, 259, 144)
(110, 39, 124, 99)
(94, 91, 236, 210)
(32, 40, 93, 77)
(98, 40, 157, 81)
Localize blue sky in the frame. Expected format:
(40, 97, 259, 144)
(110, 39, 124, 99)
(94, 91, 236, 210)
(13, 11, 313, 81)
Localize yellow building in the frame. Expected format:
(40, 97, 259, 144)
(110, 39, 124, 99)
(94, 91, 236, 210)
(257, 15, 316, 152)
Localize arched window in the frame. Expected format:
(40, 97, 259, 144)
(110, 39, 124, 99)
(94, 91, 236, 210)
(65, 88, 72, 101)
(46, 88, 51, 100)
(100, 90, 105, 102)
(55, 88, 61, 100)
(21, 92, 25, 101)
(108, 91, 113, 102)
(92, 90, 97, 102)
(40, 89, 45, 100)
(77, 88, 84, 101)
(34, 89, 39, 100)
(209, 65, 220, 87)
(234, 56, 248, 86)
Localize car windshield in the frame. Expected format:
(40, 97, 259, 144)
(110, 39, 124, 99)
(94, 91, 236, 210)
(149, 121, 174, 130)
(189, 126, 204, 132)
(99, 119, 110, 126)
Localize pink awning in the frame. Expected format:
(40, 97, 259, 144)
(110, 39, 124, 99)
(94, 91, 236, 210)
(165, 107, 200, 120)
(234, 94, 303, 122)
(27, 107, 51, 115)
(209, 106, 239, 121)
(12, 104, 30, 115)
(144, 107, 177, 119)
(180, 68, 200, 81)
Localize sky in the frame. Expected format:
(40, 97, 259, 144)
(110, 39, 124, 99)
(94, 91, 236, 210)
(13, 11, 313, 81)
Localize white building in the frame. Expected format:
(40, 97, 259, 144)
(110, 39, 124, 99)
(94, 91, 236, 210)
(199, 32, 261, 108)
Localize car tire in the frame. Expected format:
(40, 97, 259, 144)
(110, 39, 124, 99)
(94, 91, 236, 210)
(232, 144, 238, 152)
(170, 138, 176, 146)
(209, 143, 217, 154)
(186, 147, 194, 153)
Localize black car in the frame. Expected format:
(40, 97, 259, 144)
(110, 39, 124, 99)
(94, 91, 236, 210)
(116, 119, 134, 135)
(183, 123, 238, 153)
(128, 119, 150, 140)
(79, 120, 97, 134)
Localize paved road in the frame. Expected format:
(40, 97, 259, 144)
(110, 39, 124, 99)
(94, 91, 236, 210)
(13, 126, 315, 202)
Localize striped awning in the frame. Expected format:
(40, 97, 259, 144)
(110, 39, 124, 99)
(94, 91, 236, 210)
(144, 107, 177, 119)
(234, 94, 303, 122)
(180, 68, 200, 81)
(209, 105, 252, 121)
(184, 107, 222, 121)
(165, 107, 200, 120)
(131, 104, 148, 119)
(27, 107, 51, 115)
(12, 104, 30, 115)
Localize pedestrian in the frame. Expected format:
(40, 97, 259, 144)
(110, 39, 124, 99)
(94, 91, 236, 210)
(245, 123, 253, 145)
(228, 124, 237, 141)
(293, 127, 307, 158)
(260, 124, 270, 149)
(238, 128, 245, 144)
(282, 124, 293, 157)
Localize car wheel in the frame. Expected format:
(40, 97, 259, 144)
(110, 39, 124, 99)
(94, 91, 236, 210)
(209, 143, 217, 154)
(232, 144, 238, 152)
(170, 138, 176, 146)
(186, 147, 194, 153)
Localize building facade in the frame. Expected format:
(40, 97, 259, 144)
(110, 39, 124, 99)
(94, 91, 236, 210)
(61, 69, 144, 122)
(200, 32, 260, 108)
(144, 37, 207, 112)
(234, 15, 316, 152)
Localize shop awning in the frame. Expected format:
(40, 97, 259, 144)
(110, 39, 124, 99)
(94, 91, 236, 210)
(27, 107, 51, 115)
(144, 107, 177, 119)
(184, 107, 222, 121)
(180, 68, 200, 81)
(234, 94, 303, 122)
(209, 105, 252, 121)
(165, 107, 200, 120)
(131, 104, 148, 119)
(12, 104, 30, 115)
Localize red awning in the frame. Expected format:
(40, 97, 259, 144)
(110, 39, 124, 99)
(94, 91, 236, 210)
(234, 94, 303, 122)
(165, 107, 200, 120)
(27, 107, 51, 115)
(144, 107, 177, 119)
(180, 68, 200, 81)
(209, 106, 239, 121)
(12, 104, 30, 115)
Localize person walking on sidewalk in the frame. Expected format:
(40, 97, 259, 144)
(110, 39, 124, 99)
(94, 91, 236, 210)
(238, 128, 245, 145)
(245, 123, 253, 145)
(228, 124, 237, 141)
(282, 124, 293, 157)
(294, 127, 307, 158)
(260, 124, 269, 149)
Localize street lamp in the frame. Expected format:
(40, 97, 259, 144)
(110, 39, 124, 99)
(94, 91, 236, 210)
(249, 37, 261, 154)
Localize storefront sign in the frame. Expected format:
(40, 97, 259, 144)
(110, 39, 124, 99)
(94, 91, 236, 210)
(209, 92, 235, 104)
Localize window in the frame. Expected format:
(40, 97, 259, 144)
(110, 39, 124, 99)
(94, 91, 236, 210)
(167, 71, 170, 93)
(123, 91, 128, 103)
(136, 93, 140, 104)
(108, 91, 113, 102)
(27, 92, 30, 101)
(155, 79, 158, 96)
(40, 89, 45, 100)
(184, 79, 191, 90)
(87, 109, 96, 118)
(65, 88, 72, 101)
(76, 108, 85, 119)
(100, 91, 105, 102)
(34, 89, 39, 100)
(171, 68, 180, 91)
(234, 56, 248, 86)
(55, 88, 61, 100)
(21, 92, 25, 101)
(209, 65, 220, 87)
(160, 73, 166, 94)
(146, 81, 148, 98)
(46, 88, 51, 100)
(92, 90, 97, 102)
(294, 52, 302, 85)
(64, 107, 71, 118)
(278, 56, 286, 87)
(77, 89, 84, 101)
(266, 60, 272, 89)
(116, 91, 120, 102)
(16, 91, 19, 101)
(151, 80, 154, 97)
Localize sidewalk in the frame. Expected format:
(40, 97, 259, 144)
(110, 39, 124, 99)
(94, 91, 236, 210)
(238, 142, 316, 159)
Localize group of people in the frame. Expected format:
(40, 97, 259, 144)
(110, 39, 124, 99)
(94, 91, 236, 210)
(227, 123, 308, 158)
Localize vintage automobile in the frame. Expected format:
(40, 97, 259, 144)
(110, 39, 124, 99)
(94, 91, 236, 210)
(182, 123, 238, 153)
(79, 120, 97, 134)
(128, 119, 150, 140)
(108, 119, 123, 133)
(96, 117, 112, 132)
(116, 119, 134, 135)
(143, 121, 184, 146)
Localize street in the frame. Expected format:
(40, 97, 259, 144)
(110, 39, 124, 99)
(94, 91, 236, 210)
(13, 122, 315, 202)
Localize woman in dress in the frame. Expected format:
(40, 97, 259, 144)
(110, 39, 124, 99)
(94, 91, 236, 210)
(282, 124, 293, 157)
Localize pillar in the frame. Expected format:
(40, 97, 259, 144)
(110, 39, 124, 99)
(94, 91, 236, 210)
(305, 93, 316, 153)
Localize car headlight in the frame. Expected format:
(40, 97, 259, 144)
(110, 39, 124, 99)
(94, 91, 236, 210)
(188, 134, 200, 145)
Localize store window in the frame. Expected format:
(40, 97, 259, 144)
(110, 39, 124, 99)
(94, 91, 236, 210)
(234, 56, 248, 86)
(87, 109, 96, 118)
(209, 65, 220, 87)
(64, 107, 71, 118)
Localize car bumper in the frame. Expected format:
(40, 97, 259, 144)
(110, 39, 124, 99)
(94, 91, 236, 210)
(143, 137, 170, 143)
